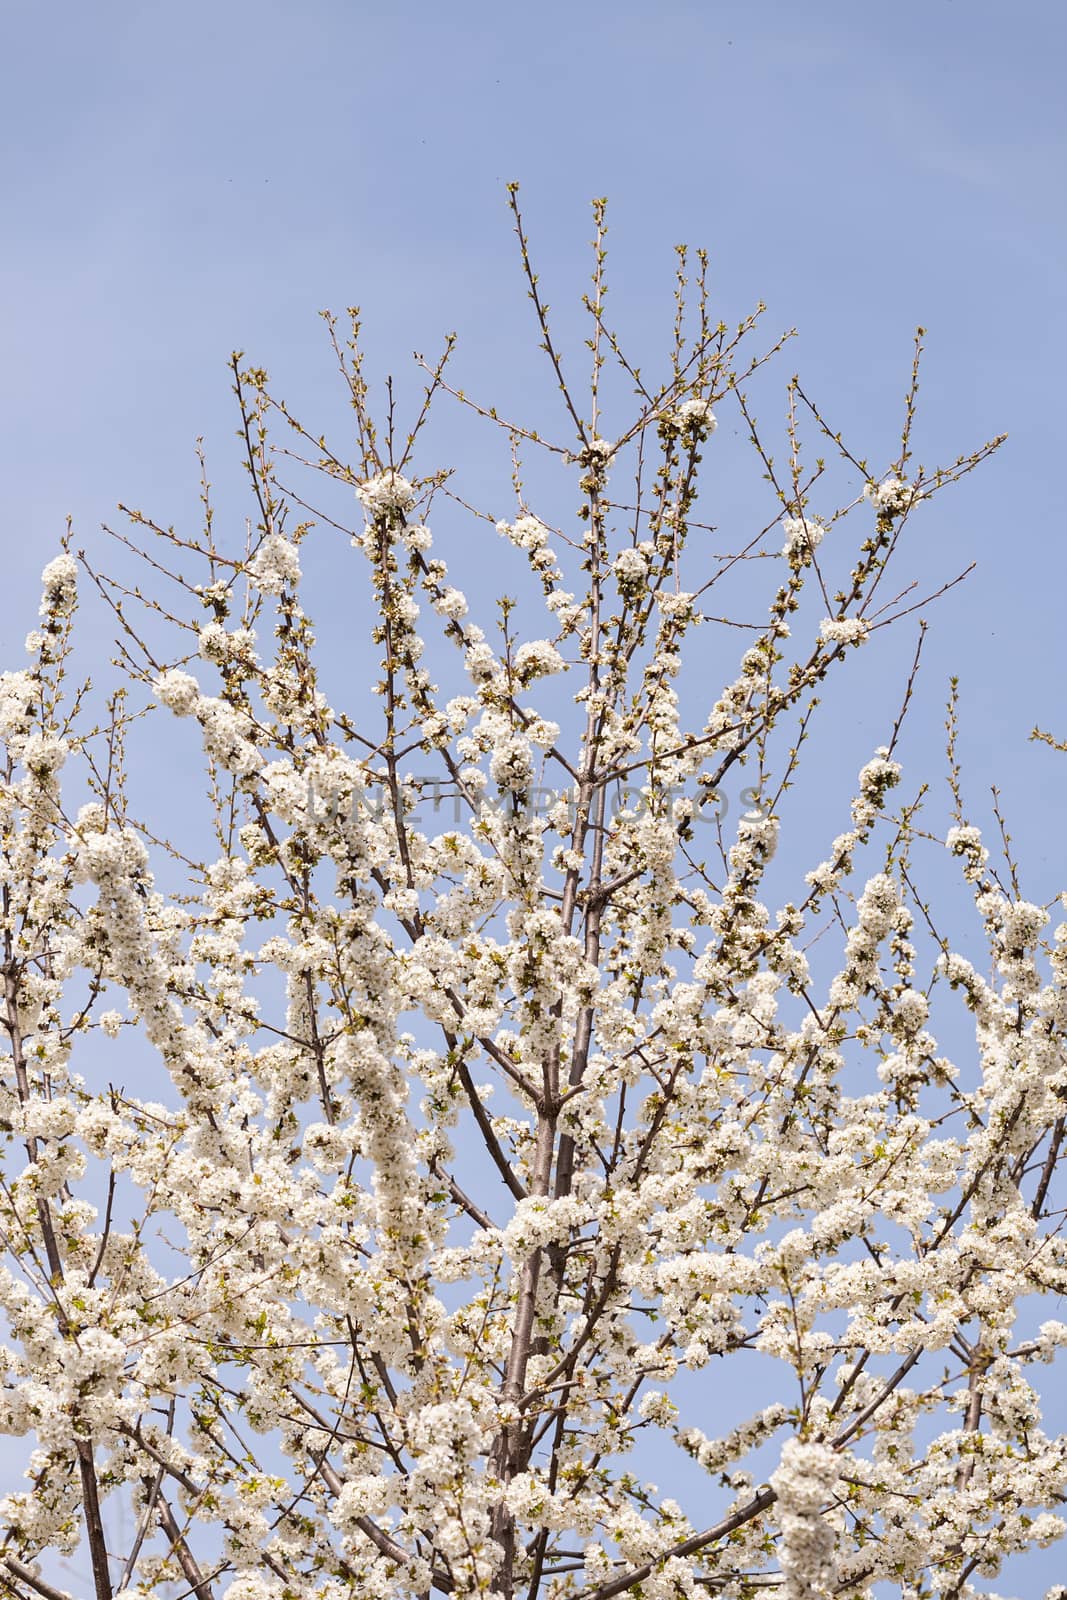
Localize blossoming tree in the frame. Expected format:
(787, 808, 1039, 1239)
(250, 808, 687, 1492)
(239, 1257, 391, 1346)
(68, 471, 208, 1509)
(2, 194, 1065, 1600)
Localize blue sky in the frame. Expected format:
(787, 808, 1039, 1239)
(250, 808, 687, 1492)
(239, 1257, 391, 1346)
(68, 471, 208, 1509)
(2, 1, 1067, 1594)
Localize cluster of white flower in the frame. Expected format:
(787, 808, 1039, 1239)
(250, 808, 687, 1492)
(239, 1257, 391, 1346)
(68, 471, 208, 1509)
(893, 985, 930, 1035)
(580, 436, 614, 465)
(663, 397, 717, 438)
(154, 667, 202, 716)
(196, 695, 261, 777)
(356, 469, 417, 519)
(489, 734, 533, 794)
(247, 535, 301, 595)
(498, 514, 551, 552)
(769, 1439, 844, 1600)
(524, 716, 560, 749)
(676, 1404, 789, 1476)
(1000, 897, 1048, 953)
(334, 1471, 394, 1524)
(0, 670, 36, 738)
(819, 616, 869, 646)
(497, 514, 559, 580)
(945, 822, 989, 882)
(857, 747, 901, 806)
(729, 808, 779, 873)
(513, 639, 564, 682)
(864, 476, 923, 515)
(613, 544, 652, 590)
(400, 521, 433, 552)
(38, 552, 77, 616)
(655, 590, 695, 624)
(824, 871, 905, 1012)
(463, 628, 502, 687)
(198, 621, 259, 671)
(432, 585, 469, 620)
(781, 513, 826, 560)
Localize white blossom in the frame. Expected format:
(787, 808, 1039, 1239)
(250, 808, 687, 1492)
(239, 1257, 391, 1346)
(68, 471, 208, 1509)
(781, 514, 826, 559)
(864, 476, 923, 515)
(154, 668, 202, 716)
(819, 616, 869, 645)
(513, 639, 564, 681)
(357, 469, 417, 518)
(770, 1439, 843, 1600)
(0, 671, 36, 737)
(665, 397, 717, 437)
(247, 535, 301, 595)
(39, 553, 78, 615)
